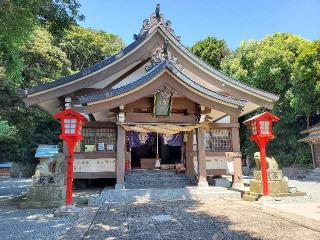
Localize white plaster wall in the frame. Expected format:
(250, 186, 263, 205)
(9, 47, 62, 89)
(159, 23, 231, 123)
(74, 158, 115, 173)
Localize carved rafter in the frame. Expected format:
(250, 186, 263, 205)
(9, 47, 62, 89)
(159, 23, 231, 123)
(153, 84, 182, 97)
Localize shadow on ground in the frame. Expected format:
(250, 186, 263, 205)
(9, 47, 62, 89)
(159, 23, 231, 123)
(81, 200, 268, 240)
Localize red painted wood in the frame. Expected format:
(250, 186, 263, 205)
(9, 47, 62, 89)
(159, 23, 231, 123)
(54, 108, 88, 205)
(243, 112, 280, 196)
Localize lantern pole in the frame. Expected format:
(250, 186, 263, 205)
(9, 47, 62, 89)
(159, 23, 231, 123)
(66, 137, 77, 205)
(257, 138, 269, 196)
(53, 108, 87, 215)
(156, 132, 159, 159)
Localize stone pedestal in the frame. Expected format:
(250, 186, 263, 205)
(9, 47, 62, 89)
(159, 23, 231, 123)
(250, 170, 288, 195)
(20, 174, 66, 209)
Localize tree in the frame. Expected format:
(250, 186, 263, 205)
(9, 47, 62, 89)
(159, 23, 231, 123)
(0, 1, 83, 163)
(59, 26, 124, 71)
(190, 37, 230, 70)
(0, 0, 83, 83)
(291, 40, 320, 125)
(20, 27, 71, 88)
(221, 33, 311, 167)
(37, 0, 84, 36)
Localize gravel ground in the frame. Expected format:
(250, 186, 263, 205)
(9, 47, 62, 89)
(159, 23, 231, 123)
(79, 199, 320, 240)
(0, 177, 31, 199)
(0, 205, 77, 240)
(0, 177, 78, 240)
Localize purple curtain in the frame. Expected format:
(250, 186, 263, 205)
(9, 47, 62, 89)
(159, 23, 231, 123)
(160, 132, 183, 147)
(127, 131, 154, 148)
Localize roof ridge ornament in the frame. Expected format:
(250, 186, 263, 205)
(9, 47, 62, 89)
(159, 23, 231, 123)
(165, 20, 181, 41)
(145, 39, 184, 72)
(155, 4, 161, 21)
(133, 4, 181, 42)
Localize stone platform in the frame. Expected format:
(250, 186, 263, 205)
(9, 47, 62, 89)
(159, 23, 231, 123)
(89, 186, 241, 205)
(89, 169, 241, 205)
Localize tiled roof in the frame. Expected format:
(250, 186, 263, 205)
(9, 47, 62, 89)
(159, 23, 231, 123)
(0, 162, 13, 168)
(301, 123, 320, 134)
(79, 60, 246, 108)
(35, 144, 58, 158)
(299, 133, 320, 143)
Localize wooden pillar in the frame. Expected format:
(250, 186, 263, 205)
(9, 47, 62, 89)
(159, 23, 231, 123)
(231, 115, 243, 188)
(185, 130, 196, 179)
(310, 143, 316, 168)
(196, 128, 208, 187)
(116, 125, 126, 189)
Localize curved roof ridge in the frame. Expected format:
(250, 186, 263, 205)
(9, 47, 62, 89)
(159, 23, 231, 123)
(158, 25, 280, 101)
(79, 60, 246, 108)
(166, 61, 246, 107)
(20, 31, 150, 96)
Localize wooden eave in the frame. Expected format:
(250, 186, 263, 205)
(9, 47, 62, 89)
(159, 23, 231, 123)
(79, 61, 245, 116)
(21, 30, 162, 106)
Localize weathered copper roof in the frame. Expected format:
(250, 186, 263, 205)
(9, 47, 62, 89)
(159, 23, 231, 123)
(79, 60, 246, 108)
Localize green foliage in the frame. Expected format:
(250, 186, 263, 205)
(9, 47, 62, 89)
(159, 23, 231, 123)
(221, 33, 313, 167)
(59, 26, 124, 71)
(0, 0, 83, 83)
(0, 0, 82, 163)
(0, 118, 17, 141)
(190, 37, 230, 70)
(37, 0, 85, 36)
(20, 27, 71, 88)
(291, 40, 320, 116)
(0, 1, 124, 163)
(0, 0, 37, 82)
(0, 117, 18, 161)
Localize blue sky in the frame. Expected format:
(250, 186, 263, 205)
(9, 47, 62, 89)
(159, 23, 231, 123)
(78, 0, 320, 49)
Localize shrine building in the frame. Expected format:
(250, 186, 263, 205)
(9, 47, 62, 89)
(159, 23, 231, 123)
(21, 5, 279, 189)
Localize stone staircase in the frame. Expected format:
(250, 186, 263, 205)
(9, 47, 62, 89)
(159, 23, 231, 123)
(88, 169, 241, 206)
(124, 169, 196, 189)
(304, 168, 320, 182)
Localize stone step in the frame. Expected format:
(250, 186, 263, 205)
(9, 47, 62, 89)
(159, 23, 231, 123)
(88, 187, 241, 206)
(124, 169, 196, 189)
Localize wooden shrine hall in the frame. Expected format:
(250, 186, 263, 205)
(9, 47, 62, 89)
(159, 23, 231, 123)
(21, 5, 279, 189)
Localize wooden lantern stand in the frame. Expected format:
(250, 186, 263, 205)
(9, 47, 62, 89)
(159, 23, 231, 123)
(244, 112, 280, 196)
(53, 108, 87, 210)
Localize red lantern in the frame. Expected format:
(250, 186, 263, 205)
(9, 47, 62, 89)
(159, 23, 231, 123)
(54, 108, 87, 205)
(243, 112, 280, 196)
